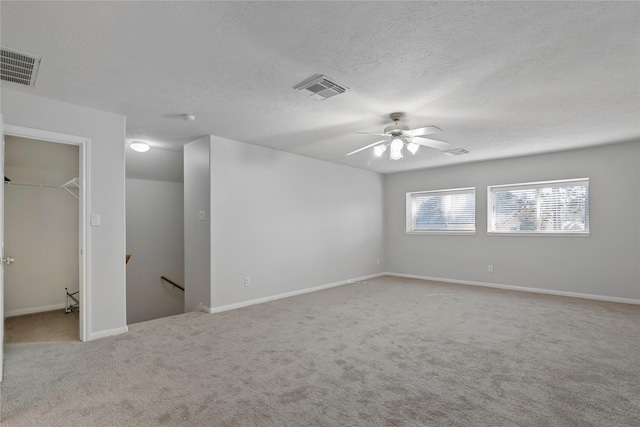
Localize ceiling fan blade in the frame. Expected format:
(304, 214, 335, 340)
(411, 136, 451, 151)
(346, 139, 387, 156)
(355, 131, 390, 137)
(404, 125, 442, 137)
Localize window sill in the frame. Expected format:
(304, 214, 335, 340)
(486, 232, 590, 237)
(406, 231, 476, 236)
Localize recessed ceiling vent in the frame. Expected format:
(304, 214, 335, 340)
(294, 75, 348, 101)
(443, 148, 470, 156)
(1, 47, 41, 87)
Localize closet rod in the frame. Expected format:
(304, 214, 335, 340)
(4, 181, 60, 189)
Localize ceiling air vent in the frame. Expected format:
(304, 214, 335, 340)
(1, 47, 41, 87)
(294, 75, 348, 101)
(443, 148, 470, 156)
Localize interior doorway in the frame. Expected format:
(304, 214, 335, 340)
(125, 145, 185, 324)
(4, 136, 79, 342)
(2, 125, 89, 343)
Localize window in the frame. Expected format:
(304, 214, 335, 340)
(406, 187, 476, 233)
(488, 178, 589, 235)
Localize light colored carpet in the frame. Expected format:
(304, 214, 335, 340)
(4, 309, 78, 344)
(1, 276, 639, 426)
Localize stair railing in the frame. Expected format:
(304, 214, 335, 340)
(160, 276, 184, 291)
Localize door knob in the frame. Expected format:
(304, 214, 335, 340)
(2, 256, 15, 265)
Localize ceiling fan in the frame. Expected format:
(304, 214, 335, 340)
(347, 112, 451, 160)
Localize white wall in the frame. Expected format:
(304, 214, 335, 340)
(384, 141, 640, 301)
(209, 135, 384, 309)
(126, 178, 184, 324)
(1, 88, 127, 338)
(183, 136, 211, 312)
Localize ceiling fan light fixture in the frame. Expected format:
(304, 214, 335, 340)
(406, 142, 420, 155)
(390, 138, 404, 160)
(390, 148, 403, 160)
(374, 144, 387, 157)
(350, 113, 449, 160)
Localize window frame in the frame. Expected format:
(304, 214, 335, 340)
(487, 178, 590, 237)
(406, 187, 476, 235)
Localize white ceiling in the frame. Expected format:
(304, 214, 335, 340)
(2, 1, 638, 174)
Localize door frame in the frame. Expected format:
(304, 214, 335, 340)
(3, 124, 91, 342)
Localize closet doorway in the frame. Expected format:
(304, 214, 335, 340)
(2, 127, 88, 344)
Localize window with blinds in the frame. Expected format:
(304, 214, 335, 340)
(406, 187, 476, 233)
(488, 178, 589, 235)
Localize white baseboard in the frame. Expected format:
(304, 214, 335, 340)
(208, 272, 385, 314)
(385, 272, 640, 305)
(194, 303, 211, 314)
(89, 325, 129, 341)
(5, 303, 66, 318)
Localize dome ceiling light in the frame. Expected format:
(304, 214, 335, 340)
(130, 141, 150, 153)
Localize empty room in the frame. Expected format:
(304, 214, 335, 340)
(0, 2, 638, 426)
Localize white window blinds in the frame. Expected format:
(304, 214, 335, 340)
(407, 187, 476, 233)
(488, 178, 589, 234)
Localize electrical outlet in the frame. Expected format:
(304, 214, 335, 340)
(376, 258, 380, 265)
(245, 277, 251, 286)
(488, 264, 494, 273)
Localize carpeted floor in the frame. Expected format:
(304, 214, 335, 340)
(1, 276, 639, 426)
(4, 309, 78, 344)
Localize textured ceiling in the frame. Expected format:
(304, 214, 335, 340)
(1, 1, 639, 174)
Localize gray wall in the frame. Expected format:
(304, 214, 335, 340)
(384, 141, 640, 300)
(2, 88, 127, 338)
(126, 178, 184, 324)
(183, 136, 211, 312)
(126, 146, 184, 183)
(209, 135, 384, 309)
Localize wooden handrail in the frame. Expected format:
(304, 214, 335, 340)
(161, 276, 184, 291)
